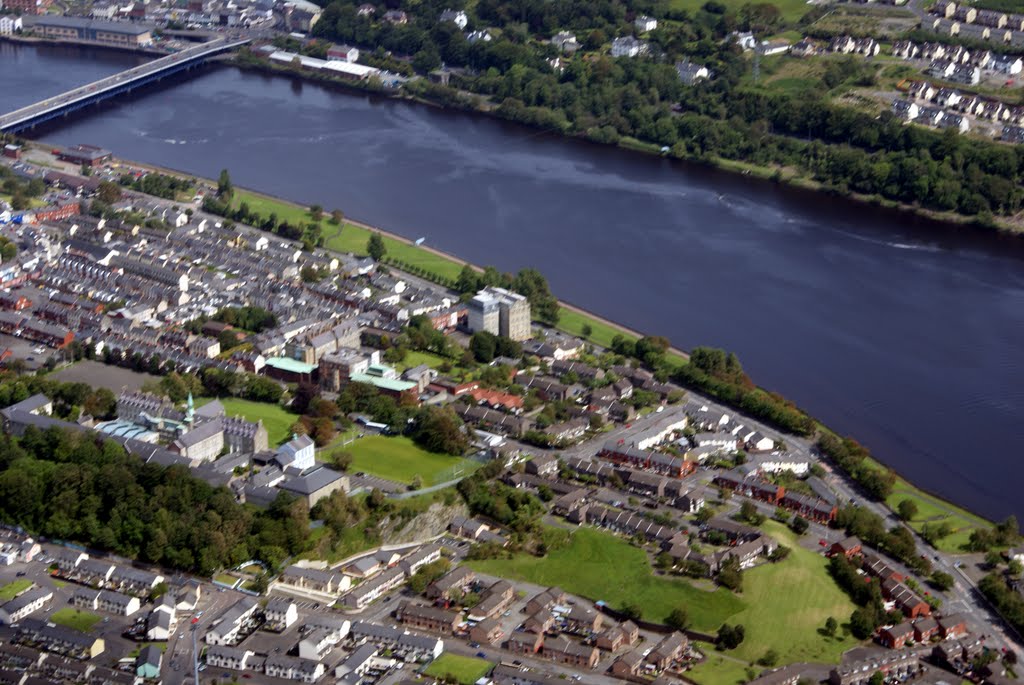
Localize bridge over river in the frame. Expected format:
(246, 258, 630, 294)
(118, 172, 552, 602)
(0, 37, 249, 134)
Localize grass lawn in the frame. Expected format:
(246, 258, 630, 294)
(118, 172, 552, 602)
(214, 573, 238, 586)
(232, 189, 321, 228)
(468, 527, 744, 630)
(347, 435, 480, 486)
(396, 350, 450, 371)
(557, 307, 635, 349)
(670, 0, 812, 21)
(0, 579, 33, 602)
(325, 223, 465, 282)
(199, 397, 298, 446)
(723, 521, 858, 667)
(886, 476, 991, 554)
(49, 608, 102, 632)
(423, 654, 493, 684)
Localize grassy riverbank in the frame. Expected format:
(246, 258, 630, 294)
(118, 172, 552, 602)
(81, 148, 1000, 545)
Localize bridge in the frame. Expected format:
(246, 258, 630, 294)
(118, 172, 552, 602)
(0, 37, 250, 134)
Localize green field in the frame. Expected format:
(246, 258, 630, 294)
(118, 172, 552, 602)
(325, 223, 466, 282)
(0, 579, 33, 602)
(471, 523, 857, 672)
(347, 435, 480, 486)
(200, 397, 298, 446)
(688, 650, 757, 685)
(557, 307, 636, 349)
(232, 189, 322, 228)
(886, 476, 990, 554)
(396, 350, 450, 371)
(423, 654, 494, 684)
(468, 527, 744, 629)
(670, 0, 812, 21)
(721, 521, 857, 667)
(50, 608, 102, 632)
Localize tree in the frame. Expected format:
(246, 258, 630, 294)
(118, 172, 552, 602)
(581, 323, 593, 338)
(868, 672, 885, 685)
(930, 571, 954, 592)
(330, 209, 344, 225)
(717, 623, 745, 649)
(97, 180, 122, 204)
(410, 406, 468, 455)
(456, 264, 481, 294)
(470, 331, 498, 363)
(619, 603, 643, 621)
(217, 168, 233, 197)
(666, 607, 690, 631)
(367, 232, 386, 261)
(717, 557, 743, 592)
(758, 650, 779, 667)
(309, 204, 323, 221)
(849, 607, 878, 639)
(824, 616, 838, 637)
(790, 515, 809, 535)
(897, 499, 919, 521)
(986, 550, 1004, 569)
(330, 450, 353, 471)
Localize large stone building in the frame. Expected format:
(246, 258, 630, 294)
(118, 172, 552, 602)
(466, 286, 531, 341)
(28, 16, 154, 46)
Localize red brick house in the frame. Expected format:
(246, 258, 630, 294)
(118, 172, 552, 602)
(879, 623, 913, 649)
(830, 537, 863, 559)
(938, 614, 967, 640)
(508, 632, 543, 655)
(913, 617, 939, 642)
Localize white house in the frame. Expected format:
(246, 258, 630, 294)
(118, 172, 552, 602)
(439, 8, 468, 29)
(676, 60, 710, 86)
(0, 16, 23, 35)
(990, 54, 1023, 75)
(734, 31, 757, 50)
(276, 434, 316, 471)
(206, 645, 255, 671)
(610, 36, 648, 58)
(265, 598, 298, 630)
(0, 587, 53, 625)
(206, 599, 259, 645)
(634, 15, 657, 32)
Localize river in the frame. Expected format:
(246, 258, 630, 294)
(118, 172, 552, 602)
(4, 43, 1024, 524)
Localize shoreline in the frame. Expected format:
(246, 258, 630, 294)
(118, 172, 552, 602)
(0, 33, 167, 57)
(89, 152, 997, 534)
(119, 157, 688, 358)
(231, 53, 1021, 237)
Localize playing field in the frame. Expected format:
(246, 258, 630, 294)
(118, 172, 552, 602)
(49, 608, 102, 632)
(468, 527, 744, 630)
(423, 654, 493, 684)
(347, 435, 479, 486)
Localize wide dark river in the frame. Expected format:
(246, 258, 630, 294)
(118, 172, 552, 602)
(4, 43, 1024, 523)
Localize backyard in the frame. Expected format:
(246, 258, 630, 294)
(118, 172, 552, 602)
(422, 654, 493, 684)
(345, 435, 480, 486)
(49, 608, 102, 632)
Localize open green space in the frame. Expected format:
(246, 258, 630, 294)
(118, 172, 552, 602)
(232, 189, 320, 228)
(49, 608, 102, 633)
(556, 307, 635, 350)
(396, 350, 450, 371)
(0, 579, 33, 602)
(669, 0, 812, 21)
(886, 476, 990, 554)
(346, 435, 479, 486)
(423, 653, 494, 684)
(722, 521, 857, 666)
(199, 397, 298, 447)
(325, 223, 465, 282)
(468, 527, 743, 629)
(214, 573, 238, 586)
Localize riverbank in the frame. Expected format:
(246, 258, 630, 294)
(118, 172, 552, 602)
(233, 52, 1022, 237)
(0, 34, 168, 58)
(90, 149, 1006, 547)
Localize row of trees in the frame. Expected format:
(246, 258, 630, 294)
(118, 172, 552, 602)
(815, 433, 896, 501)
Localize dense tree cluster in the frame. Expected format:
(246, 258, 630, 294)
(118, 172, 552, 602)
(119, 172, 194, 201)
(456, 265, 560, 325)
(815, 433, 895, 501)
(979, 573, 1024, 635)
(458, 461, 546, 531)
(0, 375, 116, 422)
(0, 426, 311, 575)
(0, 165, 46, 211)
